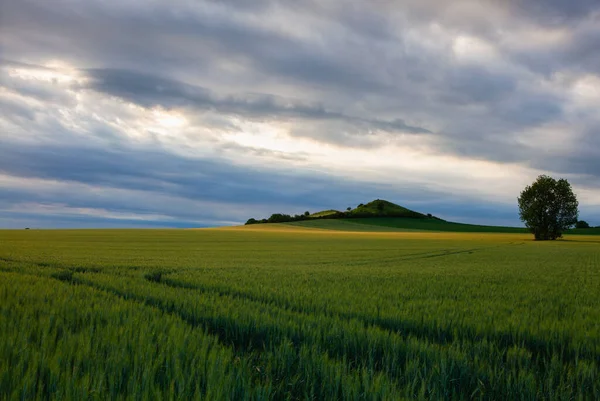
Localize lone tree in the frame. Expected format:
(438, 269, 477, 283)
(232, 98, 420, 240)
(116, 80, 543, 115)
(518, 175, 579, 240)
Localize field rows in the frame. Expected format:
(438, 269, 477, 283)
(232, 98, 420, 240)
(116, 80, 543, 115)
(1, 228, 599, 400)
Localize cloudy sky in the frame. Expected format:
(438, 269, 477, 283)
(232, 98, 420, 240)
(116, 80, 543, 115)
(1, 0, 599, 228)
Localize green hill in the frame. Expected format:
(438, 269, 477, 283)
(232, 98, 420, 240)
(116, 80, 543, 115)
(245, 199, 434, 226)
(346, 199, 430, 219)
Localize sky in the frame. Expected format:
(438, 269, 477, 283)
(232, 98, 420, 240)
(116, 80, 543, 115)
(1, 0, 599, 228)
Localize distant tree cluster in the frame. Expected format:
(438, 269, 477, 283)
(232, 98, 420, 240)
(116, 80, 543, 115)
(245, 212, 319, 225)
(575, 220, 590, 229)
(245, 211, 348, 225)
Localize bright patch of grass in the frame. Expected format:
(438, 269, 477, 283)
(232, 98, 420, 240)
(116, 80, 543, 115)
(309, 209, 341, 217)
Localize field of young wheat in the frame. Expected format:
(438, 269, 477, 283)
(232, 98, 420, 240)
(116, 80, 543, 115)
(1, 227, 599, 400)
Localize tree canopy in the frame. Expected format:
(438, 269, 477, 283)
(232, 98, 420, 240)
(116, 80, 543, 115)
(517, 175, 578, 240)
(575, 220, 590, 229)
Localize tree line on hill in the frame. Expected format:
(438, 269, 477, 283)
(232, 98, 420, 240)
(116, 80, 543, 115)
(246, 212, 314, 225)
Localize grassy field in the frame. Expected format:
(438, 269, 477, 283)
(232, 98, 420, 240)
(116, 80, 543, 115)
(1, 227, 599, 400)
(288, 217, 600, 235)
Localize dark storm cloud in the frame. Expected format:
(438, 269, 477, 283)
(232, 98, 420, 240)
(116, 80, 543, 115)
(507, 26, 600, 76)
(85, 68, 431, 135)
(443, 66, 517, 105)
(0, 140, 313, 207)
(397, 1, 600, 76)
(0, 0, 386, 93)
(510, 0, 600, 25)
(531, 124, 600, 181)
(0, 0, 586, 119)
(487, 0, 600, 76)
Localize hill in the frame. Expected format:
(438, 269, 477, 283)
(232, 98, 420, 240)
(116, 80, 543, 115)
(245, 199, 439, 226)
(309, 209, 340, 218)
(346, 199, 431, 219)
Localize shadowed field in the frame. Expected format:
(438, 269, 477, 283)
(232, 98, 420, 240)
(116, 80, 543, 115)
(282, 217, 600, 235)
(1, 227, 599, 400)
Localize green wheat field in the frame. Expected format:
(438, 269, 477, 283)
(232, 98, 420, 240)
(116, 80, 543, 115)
(1, 225, 599, 400)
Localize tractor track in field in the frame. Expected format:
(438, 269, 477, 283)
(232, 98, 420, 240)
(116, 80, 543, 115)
(3, 252, 598, 398)
(310, 242, 525, 267)
(42, 267, 599, 398)
(153, 273, 598, 367)
(42, 270, 533, 398)
(5, 239, 589, 372)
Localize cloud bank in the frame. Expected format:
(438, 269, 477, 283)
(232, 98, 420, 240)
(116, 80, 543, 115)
(1, 0, 599, 227)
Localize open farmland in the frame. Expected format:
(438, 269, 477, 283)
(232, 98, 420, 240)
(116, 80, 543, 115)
(1, 227, 599, 400)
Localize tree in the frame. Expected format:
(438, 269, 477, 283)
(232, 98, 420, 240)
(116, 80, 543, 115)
(346, 207, 352, 211)
(575, 220, 590, 229)
(304, 211, 310, 216)
(518, 175, 578, 240)
(267, 213, 293, 223)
